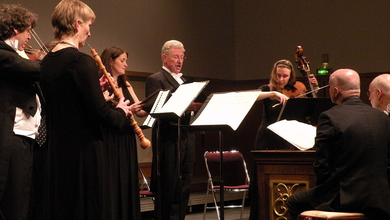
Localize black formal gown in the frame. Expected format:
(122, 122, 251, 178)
(40, 47, 127, 220)
(100, 81, 141, 220)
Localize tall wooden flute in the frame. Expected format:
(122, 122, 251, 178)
(86, 42, 151, 149)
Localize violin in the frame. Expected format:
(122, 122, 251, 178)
(282, 81, 307, 98)
(24, 45, 46, 62)
(295, 46, 318, 98)
(25, 29, 49, 61)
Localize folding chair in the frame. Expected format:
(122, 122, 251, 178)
(203, 150, 250, 220)
(138, 165, 155, 198)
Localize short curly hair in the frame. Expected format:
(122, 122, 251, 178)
(0, 4, 37, 41)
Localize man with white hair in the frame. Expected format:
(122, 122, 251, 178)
(144, 40, 200, 220)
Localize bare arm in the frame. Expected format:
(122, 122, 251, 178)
(257, 91, 289, 105)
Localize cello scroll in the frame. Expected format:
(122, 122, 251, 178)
(294, 46, 318, 98)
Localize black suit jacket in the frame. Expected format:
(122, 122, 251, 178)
(144, 68, 180, 112)
(144, 68, 194, 187)
(308, 97, 390, 218)
(0, 40, 40, 200)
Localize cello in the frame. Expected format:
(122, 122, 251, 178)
(294, 46, 318, 98)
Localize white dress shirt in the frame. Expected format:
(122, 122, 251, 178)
(163, 66, 184, 84)
(5, 39, 42, 139)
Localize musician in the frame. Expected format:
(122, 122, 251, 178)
(367, 73, 390, 115)
(287, 69, 390, 220)
(0, 4, 41, 220)
(249, 59, 318, 220)
(144, 40, 202, 220)
(98, 46, 147, 219)
(40, 0, 131, 219)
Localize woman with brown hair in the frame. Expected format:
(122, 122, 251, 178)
(99, 46, 147, 220)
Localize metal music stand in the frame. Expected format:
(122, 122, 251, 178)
(188, 90, 263, 220)
(277, 98, 336, 125)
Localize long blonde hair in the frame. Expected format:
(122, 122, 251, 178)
(268, 59, 296, 91)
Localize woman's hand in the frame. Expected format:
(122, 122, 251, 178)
(308, 74, 319, 87)
(273, 91, 289, 104)
(130, 101, 145, 114)
(116, 97, 132, 116)
(99, 75, 110, 92)
(99, 74, 116, 92)
(103, 90, 115, 102)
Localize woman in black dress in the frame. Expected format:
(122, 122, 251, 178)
(99, 46, 147, 220)
(249, 59, 318, 219)
(40, 1, 131, 219)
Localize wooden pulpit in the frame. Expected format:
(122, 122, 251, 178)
(252, 150, 316, 220)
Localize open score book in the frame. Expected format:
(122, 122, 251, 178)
(267, 120, 316, 151)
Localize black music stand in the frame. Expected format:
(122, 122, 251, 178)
(188, 90, 263, 220)
(185, 125, 230, 220)
(277, 98, 336, 125)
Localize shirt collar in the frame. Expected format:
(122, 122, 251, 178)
(4, 39, 18, 51)
(163, 66, 183, 78)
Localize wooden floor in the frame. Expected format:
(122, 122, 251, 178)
(141, 191, 250, 220)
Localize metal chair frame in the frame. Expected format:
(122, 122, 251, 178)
(138, 166, 155, 199)
(203, 150, 250, 220)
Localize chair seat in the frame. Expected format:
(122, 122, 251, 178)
(298, 210, 369, 220)
(139, 190, 155, 197)
(213, 185, 249, 190)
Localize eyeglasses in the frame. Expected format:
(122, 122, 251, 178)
(169, 55, 186, 60)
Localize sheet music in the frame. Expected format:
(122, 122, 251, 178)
(142, 90, 170, 128)
(267, 120, 316, 151)
(190, 90, 262, 130)
(154, 81, 208, 117)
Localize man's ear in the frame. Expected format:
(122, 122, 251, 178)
(334, 87, 340, 97)
(376, 89, 383, 100)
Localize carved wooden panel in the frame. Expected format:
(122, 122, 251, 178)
(252, 150, 316, 220)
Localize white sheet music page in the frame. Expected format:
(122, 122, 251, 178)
(191, 90, 262, 130)
(142, 90, 170, 128)
(154, 81, 208, 117)
(267, 120, 316, 151)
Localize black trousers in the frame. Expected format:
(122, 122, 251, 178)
(154, 131, 195, 220)
(0, 135, 33, 220)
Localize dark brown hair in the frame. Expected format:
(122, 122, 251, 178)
(0, 4, 37, 40)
